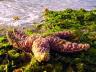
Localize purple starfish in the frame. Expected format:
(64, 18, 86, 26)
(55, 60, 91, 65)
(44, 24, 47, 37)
(6, 29, 90, 62)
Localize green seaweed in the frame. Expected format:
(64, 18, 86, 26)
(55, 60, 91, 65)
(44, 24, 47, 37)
(1, 8, 96, 72)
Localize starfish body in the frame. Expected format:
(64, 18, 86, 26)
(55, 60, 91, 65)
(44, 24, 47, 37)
(6, 29, 90, 62)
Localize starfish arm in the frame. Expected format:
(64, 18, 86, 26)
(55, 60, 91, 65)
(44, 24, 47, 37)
(6, 31, 18, 48)
(6, 31, 32, 52)
(13, 29, 28, 40)
(46, 36, 90, 53)
(16, 40, 32, 52)
(32, 37, 50, 62)
(13, 35, 41, 52)
(52, 31, 73, 39)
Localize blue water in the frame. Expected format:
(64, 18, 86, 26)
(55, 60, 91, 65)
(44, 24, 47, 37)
(0, 0, 96, 26)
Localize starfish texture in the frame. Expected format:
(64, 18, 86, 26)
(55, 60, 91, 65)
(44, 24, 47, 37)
(6, 29, 90, 62)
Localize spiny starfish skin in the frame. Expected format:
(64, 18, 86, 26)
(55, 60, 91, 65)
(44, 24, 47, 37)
(32, 37, 50, 62)
(46, 36, 90, 52)
(53, 31, 73, 39)
(6, 29, 90, 62)
(13, 29, 28, 40)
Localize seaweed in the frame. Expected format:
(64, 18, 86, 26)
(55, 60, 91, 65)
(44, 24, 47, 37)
(1, 8, 96, 72)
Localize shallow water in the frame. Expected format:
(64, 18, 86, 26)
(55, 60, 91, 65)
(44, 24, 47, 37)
(0, 0, 96, 26)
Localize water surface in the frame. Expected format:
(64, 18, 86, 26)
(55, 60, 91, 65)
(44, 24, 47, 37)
(0, 0, 96, 26)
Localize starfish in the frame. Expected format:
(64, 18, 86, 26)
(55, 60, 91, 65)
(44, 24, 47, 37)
(6, 29, 90, 62)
